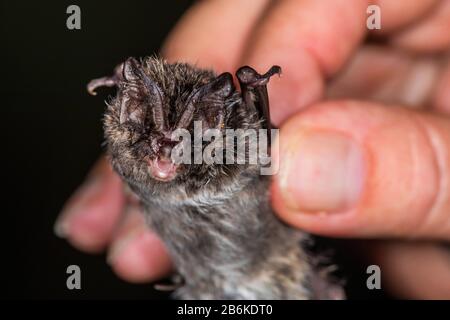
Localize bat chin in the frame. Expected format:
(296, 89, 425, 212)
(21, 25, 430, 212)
(147, 158, 178, 182)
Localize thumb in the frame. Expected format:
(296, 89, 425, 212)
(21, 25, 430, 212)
(271, 100, 450, 240)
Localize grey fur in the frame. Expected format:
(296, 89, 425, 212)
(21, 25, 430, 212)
(95, 56, 344, 299)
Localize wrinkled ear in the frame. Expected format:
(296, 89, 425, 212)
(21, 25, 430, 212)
(119, 58, 166, 131)
(118, 58, 145, 125)
(203, 73, 234, 129)
(122, 57, 141, 83)
(236, 65, 281, 145)
(176, 72, 235, 130)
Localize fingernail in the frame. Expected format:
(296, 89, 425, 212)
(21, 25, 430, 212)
(53, 177, 103, 238)
(278, 130, 365, 212)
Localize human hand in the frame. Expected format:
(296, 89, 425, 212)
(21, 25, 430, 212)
(55, 0, 450, 298)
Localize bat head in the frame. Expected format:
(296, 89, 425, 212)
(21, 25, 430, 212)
(103, 57, 255, 193)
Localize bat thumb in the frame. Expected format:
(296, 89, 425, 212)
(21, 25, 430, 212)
(271, 100, 450, 240)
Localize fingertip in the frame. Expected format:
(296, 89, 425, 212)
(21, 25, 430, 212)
(239, 0, 368, 125)
(63, 199, 119, 253)
(253, 50, 324, 126)
(107, 207, 172, 283)
(270, 103, 368, 237)
(389, 0, 450, 53)
(372, 0, 440, 34)
(55, 158, 126, 253)
(161, 0, 270, 72)
(108, 230, 172, 283)
(373, 241, 450, 299)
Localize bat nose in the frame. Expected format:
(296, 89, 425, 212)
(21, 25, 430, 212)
(160, 144, 172, 160)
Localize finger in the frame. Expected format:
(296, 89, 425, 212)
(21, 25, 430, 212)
(54, 157, 126, 253)
(371, 0, 440, 34)
(161, 0, 270, 72)
(432, 60, 450, 113)
(327, 45, 443, 108)
(372, 241, 450, 299)
(240, 0, 368, 125)
(389, 0, 450, 53)
(107, 206, 172, 283)
(271, 100, 450, 240)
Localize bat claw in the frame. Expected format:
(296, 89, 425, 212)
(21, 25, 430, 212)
(87, 76, 119, 96)
(153, 274, 184, 292)
(87, 62, 125, 96)
(263, 65, 282, 78)
(236, 65, 282, 88)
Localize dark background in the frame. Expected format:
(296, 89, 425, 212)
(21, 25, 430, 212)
(1, 0, 383, 299)
(2, 0, 192, 299)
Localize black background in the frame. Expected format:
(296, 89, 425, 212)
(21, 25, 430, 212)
(2, 0, 192, 299)
(1, 0, 384, 300)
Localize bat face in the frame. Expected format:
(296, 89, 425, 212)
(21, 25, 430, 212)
(89, 56, 281, 195)
(103, 57, 246, 190)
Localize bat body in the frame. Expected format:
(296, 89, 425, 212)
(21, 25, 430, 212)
(88, 57, 344, 299)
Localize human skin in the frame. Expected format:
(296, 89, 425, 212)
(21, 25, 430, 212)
(55, 0, 450, 299)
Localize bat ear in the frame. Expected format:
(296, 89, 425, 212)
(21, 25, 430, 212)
(201, 73, 235, 130)
(122, 57, 141, 82)
(119, 57, 167, 131)
(176, 72, 235, 130)
(209, 72, 234, 98)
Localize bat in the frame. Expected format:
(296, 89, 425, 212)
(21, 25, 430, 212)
(87, 56, 345, 299)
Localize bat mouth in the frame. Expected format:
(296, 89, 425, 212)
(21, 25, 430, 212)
(147, 158, 178, 182)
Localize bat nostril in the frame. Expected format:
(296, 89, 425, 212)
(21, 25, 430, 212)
(160, 145, 172, 159)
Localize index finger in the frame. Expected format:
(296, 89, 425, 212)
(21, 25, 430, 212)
(240, 0, 368, 125)
(161, 0, 270, 72)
